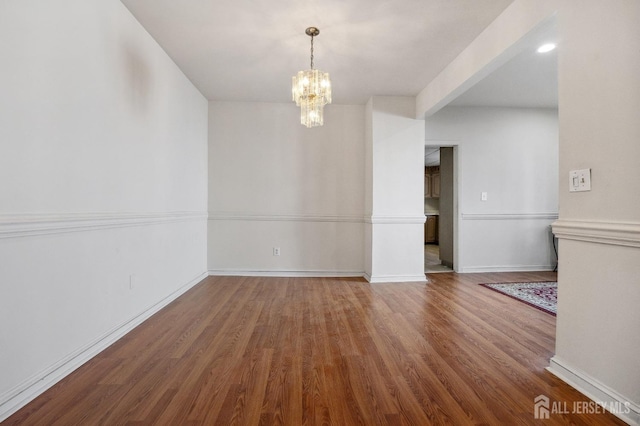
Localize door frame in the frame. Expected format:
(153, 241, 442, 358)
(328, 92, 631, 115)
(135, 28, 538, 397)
(424, 142, 460, 272)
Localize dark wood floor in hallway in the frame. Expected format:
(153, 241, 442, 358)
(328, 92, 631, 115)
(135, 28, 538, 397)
(6, 272, 625, 425)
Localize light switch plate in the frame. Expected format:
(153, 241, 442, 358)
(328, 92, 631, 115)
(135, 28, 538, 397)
(569, 169, 591, 192)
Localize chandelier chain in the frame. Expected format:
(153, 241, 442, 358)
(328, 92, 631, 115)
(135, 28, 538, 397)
(310, 34, 314, 69)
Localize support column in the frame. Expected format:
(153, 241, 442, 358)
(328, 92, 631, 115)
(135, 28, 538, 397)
(364, 97, 426, 283)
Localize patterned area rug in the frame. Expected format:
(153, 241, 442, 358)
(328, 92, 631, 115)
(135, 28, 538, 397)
(480, 282, 557, 316)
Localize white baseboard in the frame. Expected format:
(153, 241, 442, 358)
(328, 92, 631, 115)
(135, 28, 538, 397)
(208, 269, 365, 278)
(548, 356, 639, 425)
(0, 271, 208, 423)
(364, 273, 428, 283)
(461, 264, 555, 273)
(208, 269, 428, 283)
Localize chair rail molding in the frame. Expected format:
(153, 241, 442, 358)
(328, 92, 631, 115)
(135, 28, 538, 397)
(0, 211, 208, 239)
(552, 219, 640, 248)
(462, 212, 559, 220)
(208, 212, 363, 223)
(208, 212, 427, 225)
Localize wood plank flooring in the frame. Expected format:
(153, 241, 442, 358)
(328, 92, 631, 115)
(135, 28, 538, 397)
(5, 272, 626, 425)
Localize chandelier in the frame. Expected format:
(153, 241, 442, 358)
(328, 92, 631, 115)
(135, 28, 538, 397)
(292, 27, 332, 128)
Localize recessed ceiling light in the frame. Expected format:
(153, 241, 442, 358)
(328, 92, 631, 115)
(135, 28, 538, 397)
(537, 43, 556, 53)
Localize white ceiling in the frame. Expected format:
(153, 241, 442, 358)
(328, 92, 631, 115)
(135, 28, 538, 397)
(424, 148, 441, 167)
(449, 27, 558, 108)
(425, 18, 558, 165)
(120, 0, 515, 105)
(423, 39, 558, 165)
(120, 0, 558, 170)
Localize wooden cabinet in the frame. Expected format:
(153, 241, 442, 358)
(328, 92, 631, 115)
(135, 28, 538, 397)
(424, 174, 432, 198)
(425, 215, 438, 244)
(424, 167, 440, 199)
(431, 173, 440, 198)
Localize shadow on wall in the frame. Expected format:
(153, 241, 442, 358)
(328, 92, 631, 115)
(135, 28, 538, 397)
(121, 41, 152, 115)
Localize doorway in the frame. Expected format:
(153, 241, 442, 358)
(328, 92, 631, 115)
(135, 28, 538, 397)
(424, 145, 456, 273)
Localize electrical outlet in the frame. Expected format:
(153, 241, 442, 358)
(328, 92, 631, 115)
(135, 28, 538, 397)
(273, 247, 280, 256)
(129, 274, 135, 289)
(481, 192, 488, 201)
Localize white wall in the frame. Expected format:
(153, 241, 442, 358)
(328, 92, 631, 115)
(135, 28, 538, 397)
(425, 106, 559, 272)
(0, 0, 208, 419)
(205, 97, 425, 282)
(550, 1, 640, 423)
(365, 97, 426, 283)
(208, 101, 365, 276)
(418, 0, 640, 422)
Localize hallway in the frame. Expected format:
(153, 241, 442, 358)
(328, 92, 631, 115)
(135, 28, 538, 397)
(425, 244, 454, 273)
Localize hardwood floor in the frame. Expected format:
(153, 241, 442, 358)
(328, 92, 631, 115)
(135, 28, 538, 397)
(6, 272, 626, 425)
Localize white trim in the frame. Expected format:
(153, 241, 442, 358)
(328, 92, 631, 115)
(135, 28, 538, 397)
(365, 215, 426, 225)
(462, 212, 559, 220)
(208, 213, 427, 225)
(461, 264, 555, 273)
(552, 219, 640, 248)
(208, 212, 363, 223)
(548, 357, 639, 425)
(364, 273, 428, 283)
(208, 269, 364, 278)
(209, 271, 430, 283)
(0, 271, 208, 423)
(0, 211, 208, 239)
